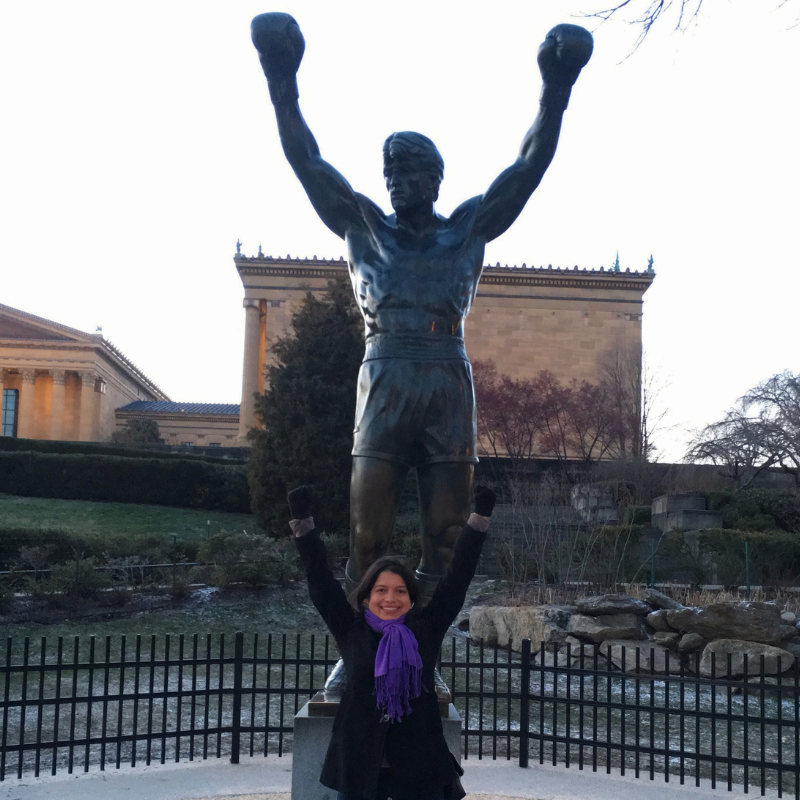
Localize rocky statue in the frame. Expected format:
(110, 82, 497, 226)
(251, 13, 593, 598)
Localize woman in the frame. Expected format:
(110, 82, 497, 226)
(288, 484, 496, 800)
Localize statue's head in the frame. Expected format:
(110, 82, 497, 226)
(383, 132, 444, 212)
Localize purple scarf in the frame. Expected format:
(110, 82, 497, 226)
(364, 609, 423, 721)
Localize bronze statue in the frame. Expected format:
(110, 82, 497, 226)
(251, 13, 593, 597)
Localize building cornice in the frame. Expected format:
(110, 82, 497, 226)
(234, 255, 655, 293)
(0, 303, 169, 400)
(116, 410, 240, 423)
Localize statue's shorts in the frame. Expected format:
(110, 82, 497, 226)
(352, 337, 478, 468)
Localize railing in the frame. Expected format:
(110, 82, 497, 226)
(2, 633, 799, 798)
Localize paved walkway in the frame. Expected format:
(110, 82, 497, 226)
(0, 755, 778, 800)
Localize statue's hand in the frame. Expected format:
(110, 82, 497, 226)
(537, 24, 593, 89)
(251, 13, 305, 103)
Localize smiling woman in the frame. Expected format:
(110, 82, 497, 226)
(287, 483, 496, 800)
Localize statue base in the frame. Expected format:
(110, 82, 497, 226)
(293, 701, 463, 800)
(308, 660, 453, 717)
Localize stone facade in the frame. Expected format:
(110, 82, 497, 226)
(235, 254, 655, 441)
(0, 303, 167, 442)
(115, 401, 240, 448)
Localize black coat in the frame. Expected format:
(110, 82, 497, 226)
(295, 523, 487, 800)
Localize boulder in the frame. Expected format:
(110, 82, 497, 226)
(665, 602, 796, 645)
(647, 609, 674, 632)
(653, 631, 681, 649)
(576, 594, 650, 617)
(643, 588, 684, 611)
(781, 610, 797, 624)
(469, 605, 569, 651)
(699, 639, 795, 678)
(745, 674, 800, 698)
(781, 639, 800, 660)
(567, 613, 648, 644)
(534, 642, 607, 668)
(599, 639, 683, 674)
(677, 633, 706, 653)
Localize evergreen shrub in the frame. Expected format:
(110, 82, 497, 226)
(0, 451, 249, 512)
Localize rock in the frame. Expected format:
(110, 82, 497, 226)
(534, 642, 607, 668)
(745, 674, 800, 698)
(699, 639, 795, 678)
(576, 594, 650, 617)
(647, 609, 673, 632)
(781, 610, 797, 624)
(665, 602, 796, 645)
(599, 639, 683, 674)
(781, 639, 800, 659)
(643, 588, 684, 611)
(677, 633, 706, 653)
(567, 613, 648, 644)
(653, 631, 681, 648)
(469, 605, 569, 651)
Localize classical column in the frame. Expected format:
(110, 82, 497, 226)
(17, 370, 37, 439)
(50, 370, 67, 441)
(78, 371, 97, 442)
(238, 298, 263, 441)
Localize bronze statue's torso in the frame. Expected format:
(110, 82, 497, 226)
(346, 196, 485, 342)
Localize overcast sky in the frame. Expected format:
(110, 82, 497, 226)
(1, 1, 798, 460)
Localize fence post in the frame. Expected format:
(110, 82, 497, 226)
(745, 539, 751, 595)
(519, 638, 531, 768)
(230, 631, 244, 764)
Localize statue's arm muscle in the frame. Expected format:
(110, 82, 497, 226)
(474, 104, 565, 243)
(274, 100, 364, 239)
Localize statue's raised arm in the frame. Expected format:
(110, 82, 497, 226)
(251, 13, 364, 240)
(474, 24, 593, 243)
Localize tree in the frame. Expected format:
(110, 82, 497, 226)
(248, 278, 364, 537)
(583, 1, 797, 52)
(686, 370, 800, 487)
(472, 360, 546, 478)
(599, 346, 666, 462)
(584, 0, 705, 50)
(110, 418, 161, 445)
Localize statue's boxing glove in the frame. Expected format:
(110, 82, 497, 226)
(251, 13, 305, 104)
(537, 24, 593, 110)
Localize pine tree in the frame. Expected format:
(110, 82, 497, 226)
(248, 278, 364, 536)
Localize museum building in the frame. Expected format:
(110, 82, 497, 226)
(234, 254, 656, 442)
(1, 254, 654, 446)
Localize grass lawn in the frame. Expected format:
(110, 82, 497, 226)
(0, 493, 258, 542)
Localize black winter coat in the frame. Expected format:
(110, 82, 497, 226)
(295, 523, 487, 800)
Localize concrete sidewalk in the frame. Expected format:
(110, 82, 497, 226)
(0, 755, 778, 800)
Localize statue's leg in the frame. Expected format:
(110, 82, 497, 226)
(415, 461, 473, 602)
(346, 455, 409, 594)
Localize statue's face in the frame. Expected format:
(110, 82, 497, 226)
(385, 164, 438, 213)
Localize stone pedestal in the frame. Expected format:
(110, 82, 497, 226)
(291, 702, 462, 800)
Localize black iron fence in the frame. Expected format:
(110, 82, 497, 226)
(2, 633, 800, 798)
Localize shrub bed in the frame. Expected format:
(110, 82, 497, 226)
(0, 451, 249, 512)
(0, 436, 245, 464)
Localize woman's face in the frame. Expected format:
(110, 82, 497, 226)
(368, 570, 412, 620)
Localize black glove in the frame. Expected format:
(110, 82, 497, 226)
(251, 12, 305, 103)
(287, 485, 313, 520)
(474, 485, 497, 518)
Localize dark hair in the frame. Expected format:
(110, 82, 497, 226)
(351, 557, 421, 614)
(383, 131, 444, 183)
